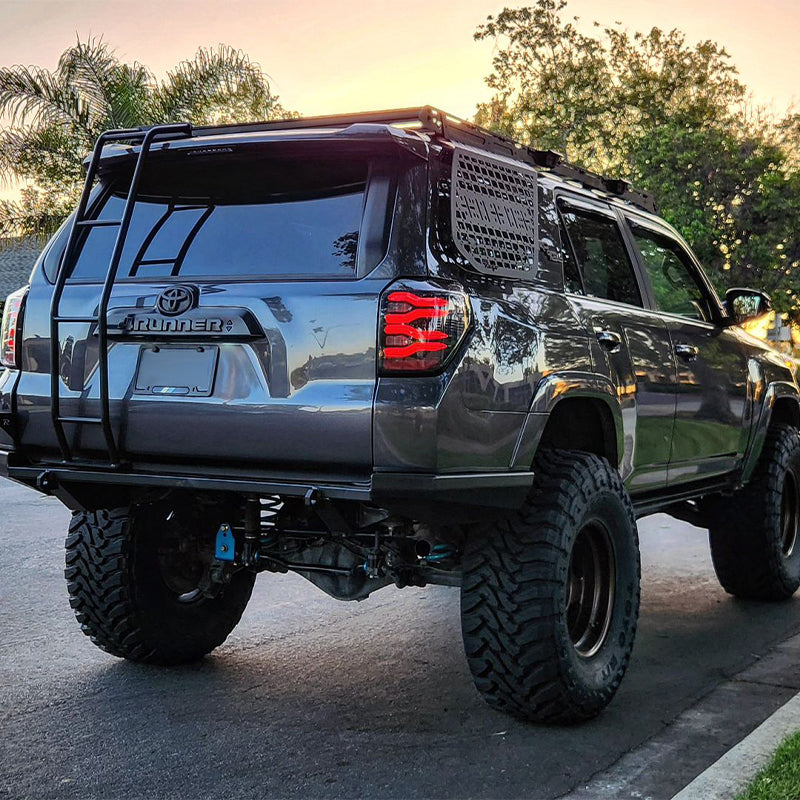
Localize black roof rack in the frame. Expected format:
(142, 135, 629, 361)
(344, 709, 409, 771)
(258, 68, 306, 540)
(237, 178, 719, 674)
(184, 106, 656, 214)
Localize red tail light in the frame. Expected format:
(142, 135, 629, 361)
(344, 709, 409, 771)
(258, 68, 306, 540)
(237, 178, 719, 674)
(0, 286, 27, 369)
(379, 285, 470, 373)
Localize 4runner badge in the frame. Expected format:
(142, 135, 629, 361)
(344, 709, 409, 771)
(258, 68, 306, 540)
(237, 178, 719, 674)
(157, 286, 197, 316)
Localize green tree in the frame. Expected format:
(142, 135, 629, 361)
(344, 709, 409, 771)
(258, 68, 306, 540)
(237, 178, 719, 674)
(474, 2, 614, 164)
(475, 1, 800, 319)
(0, 39, 294, 238)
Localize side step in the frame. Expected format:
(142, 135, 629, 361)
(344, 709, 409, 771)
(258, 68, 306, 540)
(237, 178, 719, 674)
(632, 476, 736, 521)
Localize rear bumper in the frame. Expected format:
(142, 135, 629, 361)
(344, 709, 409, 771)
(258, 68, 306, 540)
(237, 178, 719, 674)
(0, 449, 533, 511)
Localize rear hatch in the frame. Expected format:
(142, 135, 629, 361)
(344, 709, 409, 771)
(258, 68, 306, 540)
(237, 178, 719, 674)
(18, 135, 422, 477)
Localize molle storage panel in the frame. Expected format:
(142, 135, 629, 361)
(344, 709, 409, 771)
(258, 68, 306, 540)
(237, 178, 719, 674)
(450, 145, 538, 279)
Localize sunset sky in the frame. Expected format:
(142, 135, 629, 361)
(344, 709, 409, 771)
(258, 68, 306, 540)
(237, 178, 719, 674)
(1, 0, 799, 197)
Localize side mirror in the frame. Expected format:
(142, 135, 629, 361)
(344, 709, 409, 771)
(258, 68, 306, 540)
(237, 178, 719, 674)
(725, 288, 772, 325)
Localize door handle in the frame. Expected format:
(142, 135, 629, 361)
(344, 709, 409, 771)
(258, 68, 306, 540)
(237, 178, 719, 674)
(596, 330, 622, 353)
(674, 343, 699, 361)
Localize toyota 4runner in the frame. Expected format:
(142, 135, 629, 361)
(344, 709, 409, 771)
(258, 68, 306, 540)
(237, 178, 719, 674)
(1, 107, 798, 723)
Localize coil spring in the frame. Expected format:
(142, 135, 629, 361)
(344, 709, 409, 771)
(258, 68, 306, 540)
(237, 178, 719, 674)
(259, 495, 282, 547)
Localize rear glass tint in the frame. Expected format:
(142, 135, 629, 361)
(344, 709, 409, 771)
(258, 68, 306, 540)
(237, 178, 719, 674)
(70, 156, 372, 280)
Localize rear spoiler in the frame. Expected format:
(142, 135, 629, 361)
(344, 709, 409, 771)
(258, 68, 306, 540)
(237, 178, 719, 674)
(84, 122, 429, 174)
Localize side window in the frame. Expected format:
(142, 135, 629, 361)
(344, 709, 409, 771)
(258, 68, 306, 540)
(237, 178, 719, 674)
(631, 225, 714, 322)
(559, 205, 642, 307)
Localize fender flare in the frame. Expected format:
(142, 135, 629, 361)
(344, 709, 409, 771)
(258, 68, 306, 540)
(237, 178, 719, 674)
(740, 381, 800, 484)
(510, 371, 625, 471)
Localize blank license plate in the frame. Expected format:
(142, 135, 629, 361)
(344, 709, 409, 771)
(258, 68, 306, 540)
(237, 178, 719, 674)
(134, 346, 219, 397)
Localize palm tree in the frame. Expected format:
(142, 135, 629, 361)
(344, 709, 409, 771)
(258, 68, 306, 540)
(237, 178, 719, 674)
(0, 38, 295, 238)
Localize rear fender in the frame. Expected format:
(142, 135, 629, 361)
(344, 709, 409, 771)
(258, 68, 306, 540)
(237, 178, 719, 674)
(510, 372, 625, 473)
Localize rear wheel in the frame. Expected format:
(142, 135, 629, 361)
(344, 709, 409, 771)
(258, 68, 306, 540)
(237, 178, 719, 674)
(460, 450, 640, 723)
(65, 500, 255, 664)
(707, 424, 800, 600)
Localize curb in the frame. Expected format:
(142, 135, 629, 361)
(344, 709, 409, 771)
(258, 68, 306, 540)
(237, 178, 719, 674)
(670, 691, 800, 800)
(563, 631, 800, 800)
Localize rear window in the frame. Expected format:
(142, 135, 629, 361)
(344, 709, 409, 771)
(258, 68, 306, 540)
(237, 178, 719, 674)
(68, 155, 384, 281)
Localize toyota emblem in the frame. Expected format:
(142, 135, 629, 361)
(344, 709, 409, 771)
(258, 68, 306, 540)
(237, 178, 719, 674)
(157, 286, 197, 316)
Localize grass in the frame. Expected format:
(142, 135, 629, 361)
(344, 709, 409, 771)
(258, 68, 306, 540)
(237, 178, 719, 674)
(735, 730, 800, 800)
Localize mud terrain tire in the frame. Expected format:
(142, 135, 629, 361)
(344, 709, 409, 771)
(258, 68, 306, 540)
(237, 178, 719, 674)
(461, 451, 640, 724)
(65, 502, 255, 664)
(708, 424, 800, 601)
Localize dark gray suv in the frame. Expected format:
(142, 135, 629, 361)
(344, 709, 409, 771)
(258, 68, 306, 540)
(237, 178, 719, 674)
(1, 107, 798, 723)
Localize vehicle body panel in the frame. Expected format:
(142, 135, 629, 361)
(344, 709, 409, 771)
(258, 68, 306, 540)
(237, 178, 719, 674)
(567, 294, 675, 490)
(18, 274, 385, 473)
(659, 316, 750, 484)
(11, 145, 431, 475)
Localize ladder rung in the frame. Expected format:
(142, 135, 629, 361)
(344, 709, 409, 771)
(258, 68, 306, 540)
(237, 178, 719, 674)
(58, 416, 103, 424)
(104, 132, 145, 141)
(137, 259, 176, 266)
(75, 219, 122, 228)
(53, 316, 97, 323)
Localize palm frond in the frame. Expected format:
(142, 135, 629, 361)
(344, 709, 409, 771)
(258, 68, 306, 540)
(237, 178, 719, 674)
(58, 38, 157, 130)
(0, 186, 75, 240)
(154, 44, 288, 123)
(0, 125, 85, 187)
(57, 37, 122, 130)
(103, 63, 156, 128)
(0, 63, 91, 134)
(0, 37, 297, 241)
(0, 127, 28, 184)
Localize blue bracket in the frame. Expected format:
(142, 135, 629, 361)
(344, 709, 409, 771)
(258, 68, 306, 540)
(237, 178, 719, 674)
(215, 524, 235, 562)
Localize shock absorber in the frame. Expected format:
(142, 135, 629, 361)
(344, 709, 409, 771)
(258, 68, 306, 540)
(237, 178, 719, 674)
(242, 496, 260, 567)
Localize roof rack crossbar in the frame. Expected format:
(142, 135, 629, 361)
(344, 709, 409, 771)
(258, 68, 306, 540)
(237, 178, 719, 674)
(190, 107, 437, 138)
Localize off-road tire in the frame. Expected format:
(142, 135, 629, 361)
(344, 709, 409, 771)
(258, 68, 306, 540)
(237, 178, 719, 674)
(65, 504, 255, 664)
(461, 450, 640, 724)
(707, 424, 800, 601)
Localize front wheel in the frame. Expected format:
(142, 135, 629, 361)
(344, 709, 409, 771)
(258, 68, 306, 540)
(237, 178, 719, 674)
(707, 424, 800, 601)
(65, 500, 255, 664)
(460, 451, 640, 724)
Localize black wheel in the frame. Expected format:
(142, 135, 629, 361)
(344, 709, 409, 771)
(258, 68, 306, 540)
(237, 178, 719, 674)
(461, 450, 640, 724)
(65, 499, 255, 664)
(707, 424, 800, 600)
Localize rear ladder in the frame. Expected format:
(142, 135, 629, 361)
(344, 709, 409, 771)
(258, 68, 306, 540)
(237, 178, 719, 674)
(49, 123, 192, 466)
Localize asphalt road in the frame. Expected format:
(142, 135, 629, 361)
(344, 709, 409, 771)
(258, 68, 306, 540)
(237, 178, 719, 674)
(2, 477, 800, 800)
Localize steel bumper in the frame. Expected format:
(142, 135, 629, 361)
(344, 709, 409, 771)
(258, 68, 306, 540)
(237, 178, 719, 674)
(0, 449, 534, 510)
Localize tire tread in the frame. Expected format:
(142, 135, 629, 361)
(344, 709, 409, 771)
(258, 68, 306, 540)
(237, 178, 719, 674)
(708, 424, 800, 601)
(461, 450, 640, 724)
(65, 506, 253, 664)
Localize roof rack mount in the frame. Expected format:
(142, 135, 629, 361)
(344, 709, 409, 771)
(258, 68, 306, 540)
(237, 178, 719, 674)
(417, 107, 656, 215)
